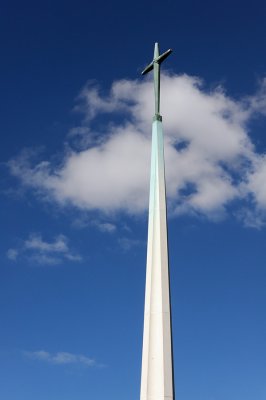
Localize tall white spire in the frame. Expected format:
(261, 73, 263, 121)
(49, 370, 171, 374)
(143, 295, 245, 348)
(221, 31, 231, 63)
(140, 43, 175, 400)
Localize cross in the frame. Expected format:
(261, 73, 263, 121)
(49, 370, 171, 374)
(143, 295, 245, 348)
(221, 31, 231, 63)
(142, 43, 172, 120)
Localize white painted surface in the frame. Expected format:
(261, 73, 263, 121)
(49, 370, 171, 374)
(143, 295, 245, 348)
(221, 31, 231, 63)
(140, 119, 174, 400)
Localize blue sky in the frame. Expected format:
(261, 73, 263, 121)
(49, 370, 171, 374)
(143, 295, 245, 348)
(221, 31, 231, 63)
(1, 1, 266, 399)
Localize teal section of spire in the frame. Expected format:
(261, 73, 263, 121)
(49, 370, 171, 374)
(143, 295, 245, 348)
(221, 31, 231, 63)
(148, 119, 166, 213)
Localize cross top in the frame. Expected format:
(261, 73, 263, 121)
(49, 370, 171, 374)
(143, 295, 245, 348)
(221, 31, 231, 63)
(142, 43, 172, 120)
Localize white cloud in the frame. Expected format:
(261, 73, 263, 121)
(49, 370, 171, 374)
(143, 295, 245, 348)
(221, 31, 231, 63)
(24, 350, 95, 367)
(7, 233, 82, 265)
(7, 73, 266, 226)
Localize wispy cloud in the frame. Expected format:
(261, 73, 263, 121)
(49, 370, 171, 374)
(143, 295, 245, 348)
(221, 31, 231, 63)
(96, 222, 116, 233)
(7, 74, 266, 227)
(72, 215, 117, 233)
(117, 237, 143, 251)
(7, 233, 82, 265)
(24, 234, 68, 253)
(75, 217, 117, 232)
(23, 350, 96, 367)
(6, 248, 19, 261)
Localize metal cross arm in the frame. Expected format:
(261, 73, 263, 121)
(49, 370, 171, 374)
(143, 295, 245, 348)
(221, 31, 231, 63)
(141, 48, 172, 75)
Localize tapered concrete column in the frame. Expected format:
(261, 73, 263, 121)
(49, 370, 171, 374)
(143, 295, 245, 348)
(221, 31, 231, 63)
(140, 118, 175, 400)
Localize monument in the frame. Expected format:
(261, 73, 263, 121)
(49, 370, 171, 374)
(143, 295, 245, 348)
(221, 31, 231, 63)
(140, 43, 175, 400)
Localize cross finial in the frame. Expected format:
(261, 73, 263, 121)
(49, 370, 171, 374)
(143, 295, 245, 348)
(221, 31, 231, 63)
(142, 43, 172, 120)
